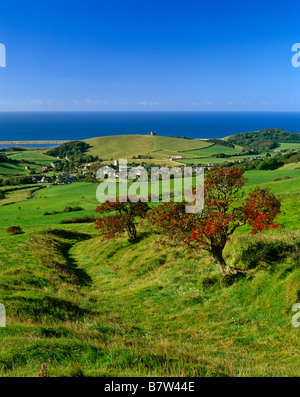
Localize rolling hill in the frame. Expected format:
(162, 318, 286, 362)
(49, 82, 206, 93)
(0, 134, 299, 376)
(84, 135, 212, 160)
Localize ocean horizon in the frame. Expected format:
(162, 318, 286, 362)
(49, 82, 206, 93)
(0, 111, 300, 147)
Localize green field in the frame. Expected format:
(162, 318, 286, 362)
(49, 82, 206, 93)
(0, 161, 38, 177)
(181, 144, 241, 158)
(0, 135, 299, 377)
(84, 135, 248, 165)
(8, 150, 58, 165)
(84, 135, 211, 160)
(0, 149, 58, 177)
(278, 142, 300, 150)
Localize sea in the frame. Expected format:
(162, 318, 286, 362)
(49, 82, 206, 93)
(0, 111, 300, 148)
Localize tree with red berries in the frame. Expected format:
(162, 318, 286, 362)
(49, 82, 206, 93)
(95, 199, 149, 241)
(146, 167, 281, 276)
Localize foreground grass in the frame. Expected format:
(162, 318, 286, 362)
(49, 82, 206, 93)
(0, 165, 299, 377)
(0, 226, 299, 377)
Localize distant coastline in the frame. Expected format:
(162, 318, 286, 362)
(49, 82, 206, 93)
(0, 140, 69, 149)
(0, 140, 70, 145)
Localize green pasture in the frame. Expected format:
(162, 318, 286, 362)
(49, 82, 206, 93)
(0, 148, 299, 377)
(84, 135, 211, 159)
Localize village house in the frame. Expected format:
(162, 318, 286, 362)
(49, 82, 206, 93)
(41, 176, 49, 183)
(50, 160, 62, 169)
(82, 164, 91, 171)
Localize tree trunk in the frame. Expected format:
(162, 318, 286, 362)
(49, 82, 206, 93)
(211, 246, 234, 276)
(126, 222, 137, 240)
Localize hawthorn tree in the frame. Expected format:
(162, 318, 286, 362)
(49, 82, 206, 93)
(146, 167, 281, 276)
(94, 199, 149, 241)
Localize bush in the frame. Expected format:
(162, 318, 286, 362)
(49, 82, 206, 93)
(63, 206, 83, 213)
(238, 238, 299, 269)
(59, 215, 96, 224)
(256, 157, 284, 170)
(273, 176, 292, 182)
(43, 206, 84, 216)
(7, 226, 24, 235)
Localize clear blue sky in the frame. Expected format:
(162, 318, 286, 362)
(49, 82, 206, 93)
(0, 0, 299, 111)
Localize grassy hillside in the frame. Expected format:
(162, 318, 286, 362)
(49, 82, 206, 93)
(0, 224, 299, 376)
(8, 150, 58, 166)
(0, 133, 299, 377)
(84, 135, 211, 160)
(0, 149, 58, 178)
(180, 145, 241, 158)
(0, 163, 299, 376)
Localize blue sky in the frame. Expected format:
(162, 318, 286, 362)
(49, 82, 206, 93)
(0, 0, 299, 111)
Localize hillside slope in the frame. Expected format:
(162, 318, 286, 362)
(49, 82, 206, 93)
(0, 226, 299, 376)
(84, 135, 211, 159)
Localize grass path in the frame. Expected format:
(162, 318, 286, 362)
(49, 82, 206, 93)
(0, 224, 299, 377)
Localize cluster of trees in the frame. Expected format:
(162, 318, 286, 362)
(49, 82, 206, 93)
(0, 147, 25, 152)
(242, 157, 284, 171)
(51, 157, 100, 173)
(206, 139, 235, 148)
(227, 128, 300, 152)
(279, 150, 300, 164)
(94, 167, 281, 276)
(0, 153, 12, 163)
(242, 150, 299, 171)
(0, 176, 34, 186)
(46, 141, 91, 159)
(75, 154, 100, 164)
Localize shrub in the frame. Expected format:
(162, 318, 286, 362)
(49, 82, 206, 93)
(60, 215, 96, 224)
(63, 206, 83, 213)
(43, 206, 84, 216)
(95, 200, 149, 240)
(238, 238, 298, 269)
(273, 176, 292, 182)
(7, 226, 24, 235)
